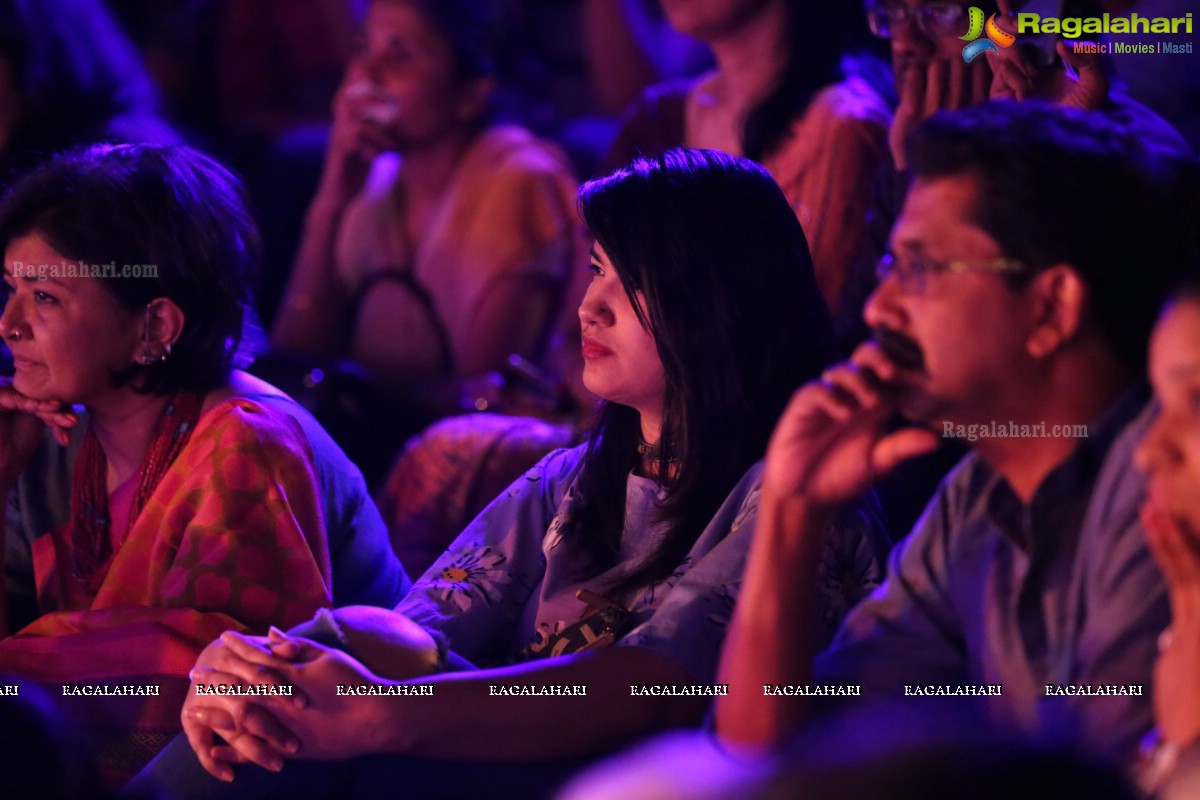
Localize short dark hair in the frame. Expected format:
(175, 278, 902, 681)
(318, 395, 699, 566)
(906, 100, 1196, 369)
(0, 143, 261, 394)
(565, 148, 834, 597)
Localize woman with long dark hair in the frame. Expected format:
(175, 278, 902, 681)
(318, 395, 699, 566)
(133, 148, 889, 799)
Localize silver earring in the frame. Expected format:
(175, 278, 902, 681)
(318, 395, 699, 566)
(138, 341, 173, 366)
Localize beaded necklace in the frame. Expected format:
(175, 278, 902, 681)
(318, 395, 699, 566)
(69, 392, 205, 587)
(636, 438, 680, 464)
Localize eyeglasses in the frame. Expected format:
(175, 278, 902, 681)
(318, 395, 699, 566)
(876, 252, 1027, 292)
(865, 2, 969, 39)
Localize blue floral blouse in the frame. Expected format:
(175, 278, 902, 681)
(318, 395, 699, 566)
(395, 445, 884, 685)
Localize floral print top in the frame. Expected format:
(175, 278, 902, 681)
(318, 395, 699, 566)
(395, 445, 886, 685)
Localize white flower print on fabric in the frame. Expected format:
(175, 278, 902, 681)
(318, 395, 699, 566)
(543, 509, 568, 552)
(425, 544, 512, 612)
(817, 522, 880, 628)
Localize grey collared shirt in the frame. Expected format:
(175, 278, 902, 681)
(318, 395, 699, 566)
(814, 386, 1168, 760)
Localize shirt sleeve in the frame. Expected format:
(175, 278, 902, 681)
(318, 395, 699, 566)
(615, 483, 760, 686)
(791, 86, 892, 317)
(1059, 493, 1169, 759)
(268, 395, 410, 609)
(394, 447, 585, 668)
(618, 483, 891, 687)
(814, 485, 968, 695)
(446, 152, 586, 376)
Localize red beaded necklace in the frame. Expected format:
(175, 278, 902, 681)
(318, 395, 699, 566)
(69, 392, 206, 586)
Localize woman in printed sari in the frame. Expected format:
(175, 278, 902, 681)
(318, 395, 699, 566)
(132, 147, 890, 800)
(0, 143, 407, 782)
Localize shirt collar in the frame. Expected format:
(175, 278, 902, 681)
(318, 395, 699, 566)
(982, 380, 1151, 546)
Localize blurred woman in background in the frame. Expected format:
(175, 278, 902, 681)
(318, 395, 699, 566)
(609, 0, 892, 331)
(268, 0, 584, 485)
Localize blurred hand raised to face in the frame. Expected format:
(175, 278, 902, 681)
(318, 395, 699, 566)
(319, 64, 406, 206)
(761, 340, 938, 506)
(878, 0, 1111, 170)
(876, 0, 993, 169)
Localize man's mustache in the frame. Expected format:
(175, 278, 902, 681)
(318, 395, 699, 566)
(873, 326, 925, 372)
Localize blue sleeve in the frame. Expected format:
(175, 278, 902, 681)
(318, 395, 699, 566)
(395, 446, 585, 667)
(257, 394, 410, 609)
(618, 482, 887, 686)
(615, 483, 759, 685)
(813, 485, 968, 694)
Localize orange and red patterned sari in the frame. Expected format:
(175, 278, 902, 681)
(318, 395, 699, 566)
(0, 399, 333, 781)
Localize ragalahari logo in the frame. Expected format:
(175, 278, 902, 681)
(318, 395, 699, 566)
(960, 7, 1016, 62)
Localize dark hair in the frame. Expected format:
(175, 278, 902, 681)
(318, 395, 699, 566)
(742, 1, 878, 162)
(377, 0, 497, 83)
(0, 143, 261, 394)
(0, 0, 159, 176)
(905, 101, 1196, 369)
(566, 148, 833, 599)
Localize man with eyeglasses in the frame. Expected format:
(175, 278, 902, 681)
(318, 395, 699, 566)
(868, 0, 1005, 169)
(716, 102, 1196, 763)
(863, 0, 1188, 169)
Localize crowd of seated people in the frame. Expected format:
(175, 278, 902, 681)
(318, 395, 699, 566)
(372, 0, 893, 583)
(372, 0, 1193, 582)
(715, 99, 1194, 757)
(130, 146, 888, 799)
(0, 1, 1198, 799)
